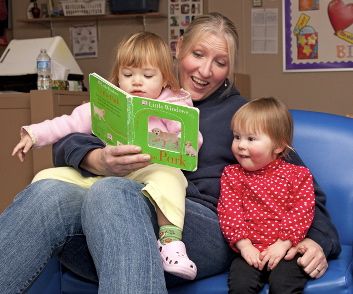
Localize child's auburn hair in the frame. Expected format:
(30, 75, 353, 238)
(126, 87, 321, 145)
(231, 96, 294, 158)
(110, 31, 179, 92)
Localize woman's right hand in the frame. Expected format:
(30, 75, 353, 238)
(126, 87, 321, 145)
(81, 144, 151, 177)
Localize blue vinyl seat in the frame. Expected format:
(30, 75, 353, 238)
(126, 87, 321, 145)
(27, 110, 353, 294)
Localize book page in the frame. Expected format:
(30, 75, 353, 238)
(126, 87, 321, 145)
(90, 73, 129, 145)
(89, 73, 200, 171)
(130, 96, 199, 171)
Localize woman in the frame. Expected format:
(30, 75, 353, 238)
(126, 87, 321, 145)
(0, 13, 340, 294)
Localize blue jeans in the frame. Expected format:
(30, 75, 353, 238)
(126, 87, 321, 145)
(0, 177, 234, 293)
(0, 180, 85, 294)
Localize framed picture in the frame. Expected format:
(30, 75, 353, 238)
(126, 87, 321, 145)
(283, 0, 353, 72)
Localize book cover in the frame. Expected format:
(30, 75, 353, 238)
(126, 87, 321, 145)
(89, 72, 200, 171)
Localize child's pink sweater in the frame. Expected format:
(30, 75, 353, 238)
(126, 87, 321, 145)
(23, 88, 203, 148)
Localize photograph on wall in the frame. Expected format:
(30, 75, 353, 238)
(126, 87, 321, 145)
(168, 0, 203, 56)
(70, 24, 98, 59)
(283, 0, 353, 71)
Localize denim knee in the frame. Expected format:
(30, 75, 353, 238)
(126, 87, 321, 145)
(81, 176, 158, 234)
(83, 177, 144, 211)
(16, 179, 85, 227)
(0, 179, 86, 294)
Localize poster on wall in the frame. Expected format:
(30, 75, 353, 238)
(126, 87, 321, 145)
(283, 0, 353, 72)
(70, 24, 98, 59)
(251, 8, 278, 54)
(168, 0, 203, 56)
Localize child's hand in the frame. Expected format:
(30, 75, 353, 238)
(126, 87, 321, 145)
(12, 133, 33, 162)
(236, 239, 262, 269)
(260, 239, 292, 271)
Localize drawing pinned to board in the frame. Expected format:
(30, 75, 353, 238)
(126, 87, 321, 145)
(293, 14, 318, 59)
(327, 0, 353, 44)
(70, 24, 98, 59)
(168, 0, 203, 56)
(299, 0, 320, 11)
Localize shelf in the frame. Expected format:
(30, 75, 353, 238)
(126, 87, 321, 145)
(18, 12, 165, 24)
(17, 12, 166, 36)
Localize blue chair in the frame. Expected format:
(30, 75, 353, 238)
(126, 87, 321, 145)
(27, 110, 353, 293)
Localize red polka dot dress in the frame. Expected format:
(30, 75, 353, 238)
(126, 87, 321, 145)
(217, 158, 315, 252)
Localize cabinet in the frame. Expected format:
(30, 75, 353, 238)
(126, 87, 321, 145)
(0, 90, 89, 213)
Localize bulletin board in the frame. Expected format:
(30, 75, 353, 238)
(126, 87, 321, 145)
(168, 0, 203, 56)
(283, 0, 353, 72)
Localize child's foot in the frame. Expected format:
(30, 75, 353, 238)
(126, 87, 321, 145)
(158, 239, 197, 280)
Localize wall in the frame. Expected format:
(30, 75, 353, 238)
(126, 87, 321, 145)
(10, 0, 353, 116)
(207, 0, 353, 116)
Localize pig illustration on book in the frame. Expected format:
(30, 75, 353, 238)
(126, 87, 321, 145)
(93, 104, 105, 120)
(185, 141, 197, 157)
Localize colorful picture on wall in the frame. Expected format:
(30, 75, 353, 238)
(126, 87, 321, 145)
(168, 0, 203, 56)
(283, 0, 353, 71)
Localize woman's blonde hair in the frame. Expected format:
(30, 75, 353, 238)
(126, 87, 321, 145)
(109, 31, 179, 92)
(231, 97, 293, 158)
(177, 12, 239, 85)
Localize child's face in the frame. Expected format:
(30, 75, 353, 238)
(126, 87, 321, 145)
(231, 128, 284, 172)
(118, 64, 165, 99)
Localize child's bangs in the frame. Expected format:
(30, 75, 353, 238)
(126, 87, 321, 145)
(119, 41, 160, 69)
(232, 112, 265, 135)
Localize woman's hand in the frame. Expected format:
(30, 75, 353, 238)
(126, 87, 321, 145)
(284, 238, 328, 278)
(81, 144, 151, 177)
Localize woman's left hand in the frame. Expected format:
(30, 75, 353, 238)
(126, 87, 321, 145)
(284, 238, 328, 278)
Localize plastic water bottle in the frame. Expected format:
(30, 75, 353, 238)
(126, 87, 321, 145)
(36, 48, 52, 90)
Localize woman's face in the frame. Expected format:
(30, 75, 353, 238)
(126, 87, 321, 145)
(177, 33, 230, 101)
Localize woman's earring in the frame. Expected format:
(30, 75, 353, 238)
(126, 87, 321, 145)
(224, 80, 228, 87)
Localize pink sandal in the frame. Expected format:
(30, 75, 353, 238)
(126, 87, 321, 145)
(158, 240, 197, 280)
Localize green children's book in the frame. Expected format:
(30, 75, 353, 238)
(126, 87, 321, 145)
(89, 72, 200, 171)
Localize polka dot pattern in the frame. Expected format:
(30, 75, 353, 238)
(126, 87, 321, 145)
(217, 159, 315, 252)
